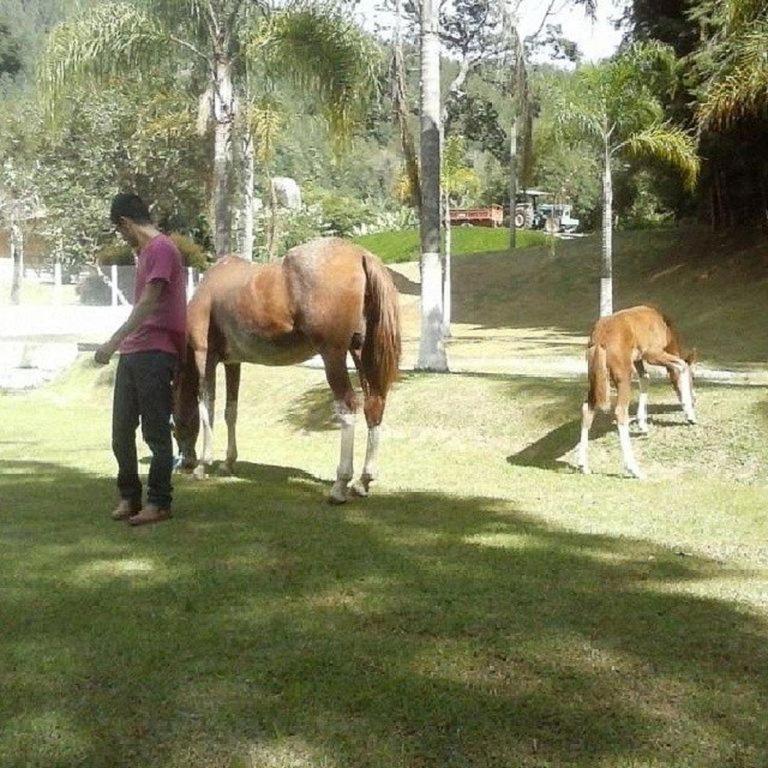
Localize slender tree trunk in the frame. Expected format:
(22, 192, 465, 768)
(266, 174, 279, 261)
(417, 0, 447, 371)
(242, 132, 255, 261)
(393, 0, 420, 212)
(10, 216, 23, 305)
(442, 189, 452, 336)
(508, 118, 517, 252)
(212, 56, 235, 257)
(600, 136, 613, 317)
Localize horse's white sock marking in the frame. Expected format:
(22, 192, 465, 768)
(199, 401, 214, 465)
(637, 392, 649, 432)
(618, 422, 642, 478)
(677, 365, 696, 423)
(577, 403, 591, 474)
(352, 426, 380, 496)
(330, 403, 356, 503)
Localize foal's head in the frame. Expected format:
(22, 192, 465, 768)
(669, 349, 697, 405)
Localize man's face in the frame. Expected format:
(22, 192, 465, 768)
(115, 216, 139, 248)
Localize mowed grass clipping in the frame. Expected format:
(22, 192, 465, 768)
(354, 225, 548, 263)
(2, 346, 768, 768)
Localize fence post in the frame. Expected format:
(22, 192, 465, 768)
(187, 267, 195, 301)
(111, 264, 118, 307)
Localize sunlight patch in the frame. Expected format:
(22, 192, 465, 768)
(74, 557, 157, 580)
(0, 711, 89, 764)
(463, 532, 535, 550)
(241, 737, 337, 768)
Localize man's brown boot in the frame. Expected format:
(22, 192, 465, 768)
(128, 504, 172, 526)
(111, 499, 141, 521)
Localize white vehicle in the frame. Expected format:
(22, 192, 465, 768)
(538, 203, 580, 233)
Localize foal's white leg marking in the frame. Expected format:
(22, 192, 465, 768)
(618, 422, 643, 479)
(223, 399, 238, 473)
(637, 376, 649, 433)
(677, 364, 697, 424)
(352, 426, 380, 497)
(330, 403, 356, 504)
(577, 402, 591, 474)
(193, 400, 214, 479)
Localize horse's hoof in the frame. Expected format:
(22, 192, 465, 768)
(579, 465, 591, 475)
(327, 492, 348, 505)
(192, 465, 207, 480)
(217, 463, 234, 477)
(350, 481, 369, 498)
(625, 466, 644, 480)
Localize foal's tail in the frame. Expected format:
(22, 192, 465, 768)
(587, 344, 611, 412)
(361, 251, 402, 395)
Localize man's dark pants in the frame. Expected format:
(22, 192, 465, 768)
(112, 351, 176, 510)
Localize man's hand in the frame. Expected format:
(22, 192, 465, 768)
(94, 341, 117, 366)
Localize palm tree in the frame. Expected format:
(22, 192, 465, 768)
(39, 0, 377, 257)
(417, 0, 448, 370)
(555, 43, 700, 316)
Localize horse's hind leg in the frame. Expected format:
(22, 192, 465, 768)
(219, 363, 240, 476)
(615, 375, 643, 479)
(194, 350, 217, 479)
(349, 347, 383, 497)
(634, 360, 650, 433)
(577, 401, 594, 474)
(322, 349, 358, 504)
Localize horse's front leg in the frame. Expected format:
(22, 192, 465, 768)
(194, 351, 217, 479)
(219, 363, 241, 476)
(323, 350, 358, 504)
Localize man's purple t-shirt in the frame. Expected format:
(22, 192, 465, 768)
(119, 234, 187, 360)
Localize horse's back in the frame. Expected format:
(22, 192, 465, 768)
(590, 305, 674, 357)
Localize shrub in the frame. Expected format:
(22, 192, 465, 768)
(95, 233, 210, 269)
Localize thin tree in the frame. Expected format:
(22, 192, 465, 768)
(555, 43, 700, 317)
(39, 0, 377, 257)
(417, 0, 447, 370)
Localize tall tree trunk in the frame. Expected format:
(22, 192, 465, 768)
(508, 117, 517, 252)
(442, 189, 452, 336)
(600, 136, 613, 317)
(212, 56, 234, 257)
(393, 0, 420, 212)
(417, 0, 447, 371)
(241, 131, 255, 261)
(266, 174, 279, 261)
(9, 216, 23, 305)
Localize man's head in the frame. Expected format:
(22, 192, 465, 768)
(110, 192, 152, 248)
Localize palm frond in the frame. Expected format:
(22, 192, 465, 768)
(38, 3, 168, 111)
(697, 20, 768, 127)
(243, 95, 284, 164)
(250, 4, 380, 143)
(625, 123, 700, 189)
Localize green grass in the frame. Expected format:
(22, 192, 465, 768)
(2, 349, 768, 767)
(354, 225, 548, 263)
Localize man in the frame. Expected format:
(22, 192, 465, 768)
(94, 193, 187, 526)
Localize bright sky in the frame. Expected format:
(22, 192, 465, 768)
(354, 0, 627, 64)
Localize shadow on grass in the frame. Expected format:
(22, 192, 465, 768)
(1, 459, 767, 768)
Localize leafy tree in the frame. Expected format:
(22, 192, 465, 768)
(555, 43, 699, 316)
(39, 0, 378, 256)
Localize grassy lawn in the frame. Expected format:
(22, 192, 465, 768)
(3, 227, 768, 767)
(355, 225, 548, 263)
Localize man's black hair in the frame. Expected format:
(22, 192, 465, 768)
(110, 192, 152, 225)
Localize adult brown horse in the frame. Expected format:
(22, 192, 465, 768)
(577, 305, 696, 479)
(173, 237, 401, 503)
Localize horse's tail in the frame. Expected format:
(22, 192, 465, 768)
(173, 343, 201, 462)
(587, 343, 611, 412)
(361, 251, 402, 395)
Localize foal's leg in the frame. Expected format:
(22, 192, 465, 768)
(634, 360, 650, 433)
(577, 401, 595, 474)
(220, 363, 241, 476)
(615, 375, 643, 479)
(322, 349, 358, 504)
(193, 350, 217, 479)
(643, 350, 696, 424)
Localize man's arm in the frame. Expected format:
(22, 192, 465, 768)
(94, 280, 165, 365)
